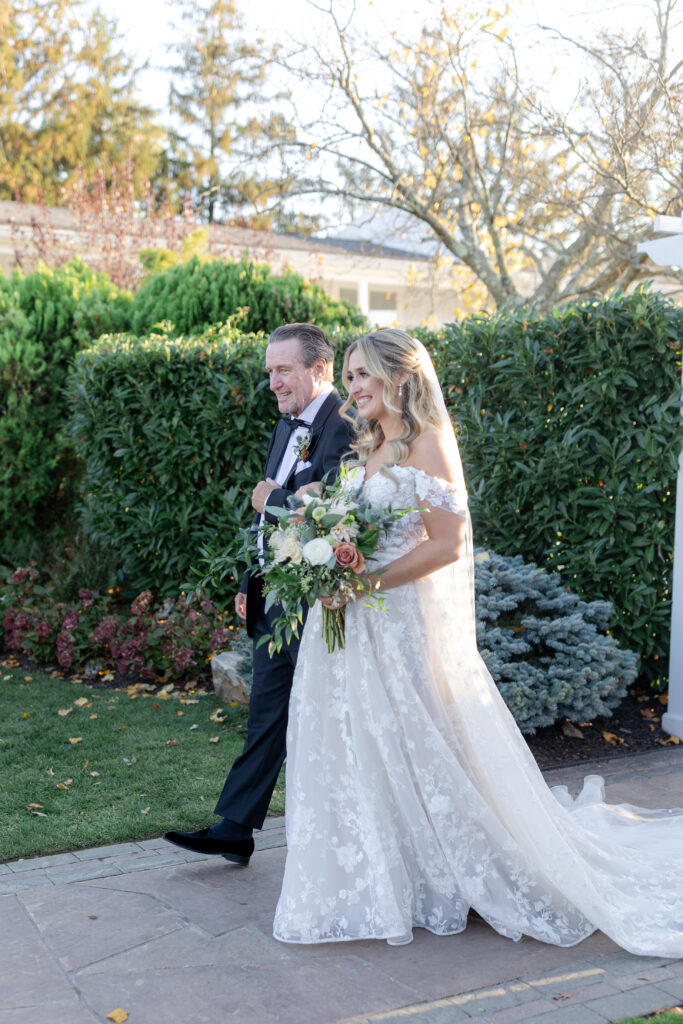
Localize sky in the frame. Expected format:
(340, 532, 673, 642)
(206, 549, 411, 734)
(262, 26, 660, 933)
(91, 0, 663, 116)
(83, 0, 678, 243)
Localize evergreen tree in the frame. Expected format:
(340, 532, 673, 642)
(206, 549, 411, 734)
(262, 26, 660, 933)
(167, 0, 282, 224)
(0, 0, 165, 203)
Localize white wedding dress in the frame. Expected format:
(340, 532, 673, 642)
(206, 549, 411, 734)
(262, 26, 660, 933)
(273, 462, 683, 955)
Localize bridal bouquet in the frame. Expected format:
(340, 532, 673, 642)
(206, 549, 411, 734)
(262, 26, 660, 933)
(259, 466, 415, 654)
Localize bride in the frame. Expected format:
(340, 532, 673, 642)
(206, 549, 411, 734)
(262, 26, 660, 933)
(272, 328, 683, 954)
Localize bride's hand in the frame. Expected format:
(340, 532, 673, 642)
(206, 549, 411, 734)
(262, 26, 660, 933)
(320, 575, 376, 610)
(296, 481, 322, 500)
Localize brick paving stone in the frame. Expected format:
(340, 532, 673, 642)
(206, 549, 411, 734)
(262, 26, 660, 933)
(583, 983, 675, 1021)
(597, 951, 672, 976)
(8, 852, 78, 872)
(0, 864, 11, 875)
(113, 852, 191, 874)
(45, 862, 122, 885)
(137, 838, 168, 850)
(471, 997, 557, 1023)
(261, 816, 285, 831)
(343, 1000, 471, 1023)
(74, 842, 142, 860)
(256, 830, 287, 851)
(0, 871, 51, 895)
(449, 983, 541, 1014)
(658, 976, 683, 1002)
(518, 1005, 608, 1024)
(525, 965, 608, 995)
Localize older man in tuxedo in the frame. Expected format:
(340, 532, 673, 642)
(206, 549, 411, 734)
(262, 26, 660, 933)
(165, 323, 355, 864)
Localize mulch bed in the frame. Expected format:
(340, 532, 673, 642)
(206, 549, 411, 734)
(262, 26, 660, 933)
(3, 652, 677, 769)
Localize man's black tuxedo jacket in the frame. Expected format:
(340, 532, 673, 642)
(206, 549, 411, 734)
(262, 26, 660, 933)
(242, 389, 355, 637)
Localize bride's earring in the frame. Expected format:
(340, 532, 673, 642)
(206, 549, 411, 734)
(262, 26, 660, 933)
(398, 383, 403, 398)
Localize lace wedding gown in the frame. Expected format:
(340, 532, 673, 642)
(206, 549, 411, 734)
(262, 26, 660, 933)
(273, 465, 683, 955)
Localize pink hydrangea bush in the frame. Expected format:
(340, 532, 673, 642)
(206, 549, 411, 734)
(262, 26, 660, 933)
(1, 568, 235, 682)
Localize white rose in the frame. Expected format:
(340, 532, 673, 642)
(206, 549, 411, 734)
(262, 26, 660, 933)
(302, 537, 334, 566)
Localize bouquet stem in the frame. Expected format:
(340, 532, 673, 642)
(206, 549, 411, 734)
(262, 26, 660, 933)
(322, 606, 345, 653)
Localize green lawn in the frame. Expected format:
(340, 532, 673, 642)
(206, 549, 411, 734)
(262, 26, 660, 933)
(0, 663, 284, 862)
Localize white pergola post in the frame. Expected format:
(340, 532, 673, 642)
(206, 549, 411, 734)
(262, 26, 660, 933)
(637, 215, 683, 738)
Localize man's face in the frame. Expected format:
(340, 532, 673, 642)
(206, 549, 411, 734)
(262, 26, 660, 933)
(265, 337, 323, 417)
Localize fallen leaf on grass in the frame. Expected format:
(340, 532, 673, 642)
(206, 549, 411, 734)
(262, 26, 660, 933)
(22, 713, 30, 719)
(152, 703, 161, 710)
(157, 691, 171, 701)
(122, 757, 137, 765)
(209, 736, 220, 743)
(89, 714, 98, 719)
(69, 737, 83, 745)
(57, 708, 73, 717)
(209, 708, 225, 722)
(73, 697, 91, 707)
(89, 771, 100, 777)
(26, 803, 43, 809)
(141, 806, 151, 815)
(190, 724, 199, 730)
(31, 810, 48, 817)
(601, 731, 624, 746)
(106, 1010, 129, 1023)
(177, 711, 184, 716)
(46, 768, 54, 776)
(166, 738, 180, 746)
(56, 780, 73, 790)
(182, 698, 199, 705)
(24, 675, 32, 681)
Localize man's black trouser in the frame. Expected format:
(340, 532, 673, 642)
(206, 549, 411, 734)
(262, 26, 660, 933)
(213, 596, 303, 829)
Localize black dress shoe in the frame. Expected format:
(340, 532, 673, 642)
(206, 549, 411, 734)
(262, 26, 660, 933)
(163, 827, 254, 865)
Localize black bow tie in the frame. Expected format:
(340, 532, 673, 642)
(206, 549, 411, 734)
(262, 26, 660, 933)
(282, 417, 310, 431)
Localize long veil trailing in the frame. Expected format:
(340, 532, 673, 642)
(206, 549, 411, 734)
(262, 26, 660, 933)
(274, 340, 683, 956)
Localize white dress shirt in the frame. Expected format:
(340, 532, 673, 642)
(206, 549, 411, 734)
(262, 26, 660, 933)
(258, 382, 334, 562)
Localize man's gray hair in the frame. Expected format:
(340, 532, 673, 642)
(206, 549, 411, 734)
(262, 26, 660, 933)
(267, 323, 335, 382)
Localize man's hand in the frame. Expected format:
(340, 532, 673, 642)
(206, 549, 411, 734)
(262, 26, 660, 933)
(295, 480, 322, 500)
(235, 592, 247, 620)
(252, 477, 279, 513)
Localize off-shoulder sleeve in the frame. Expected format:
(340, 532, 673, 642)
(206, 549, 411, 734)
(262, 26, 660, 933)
(412, 467, 468, 517)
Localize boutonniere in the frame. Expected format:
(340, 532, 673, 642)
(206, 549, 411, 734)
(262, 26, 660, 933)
(294, 430, 313, 462)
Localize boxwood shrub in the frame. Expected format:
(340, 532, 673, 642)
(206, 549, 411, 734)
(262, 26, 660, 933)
(67, 324, 274, 593)
(129, 255, 365, 337)
(0, 260, 132, 558)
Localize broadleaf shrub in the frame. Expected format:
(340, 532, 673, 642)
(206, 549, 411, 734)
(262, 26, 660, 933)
(474, 550, 639, 732)
(0, 260, 132, 557)
(67, 325, 275, 593)
(129, 255, 365, 337)
(423, 288, 683, 684)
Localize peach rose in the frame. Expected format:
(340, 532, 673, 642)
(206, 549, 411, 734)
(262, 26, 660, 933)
(334, 542, 365, 573)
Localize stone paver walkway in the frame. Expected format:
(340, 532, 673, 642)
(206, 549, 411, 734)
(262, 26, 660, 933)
(2, 747, 682, 1024)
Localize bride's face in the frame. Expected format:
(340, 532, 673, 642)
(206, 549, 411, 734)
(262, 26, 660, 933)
(346, 349, 386, 420)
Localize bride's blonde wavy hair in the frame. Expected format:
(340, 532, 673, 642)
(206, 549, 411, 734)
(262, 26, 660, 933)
(341, 329, 445, 468)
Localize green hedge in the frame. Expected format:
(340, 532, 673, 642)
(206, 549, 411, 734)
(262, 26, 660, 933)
(0, 260, 132, 558)
(68, 325, 274, 593)
(0, 255, 362, 561)
(423, 287, 683, 684)
(129, 255, 365, 337)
